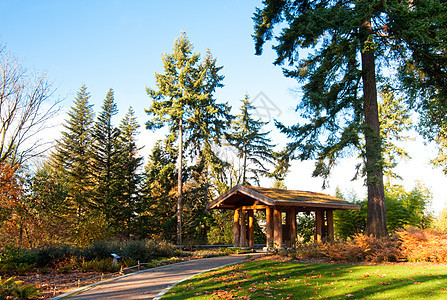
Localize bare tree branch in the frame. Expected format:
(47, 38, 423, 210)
(0, 45, 60, 165)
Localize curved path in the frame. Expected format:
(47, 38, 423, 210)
(54, 253, 262, 299)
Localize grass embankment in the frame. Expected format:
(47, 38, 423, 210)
(163, 258, 447, 299)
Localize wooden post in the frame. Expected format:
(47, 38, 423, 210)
(248, 210, 255, 248)
(273, 208, 282, 248)
(233, 209, 241, 247)
(240, 210, 247, 247)
(266, 206, 273, 249)
(284, 208, 291, 247)
(326, 210, 334, 243)
(289, 207, 297, 246)
(315, 210, 324, 244)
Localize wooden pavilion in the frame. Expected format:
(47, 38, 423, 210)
(206, 185, 360, 248)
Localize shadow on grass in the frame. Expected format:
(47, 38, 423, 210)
(164, 260, 447, 299)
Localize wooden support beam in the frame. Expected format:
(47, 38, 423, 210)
(284, 208, 291, 247)
(315, 210, 324, 244)
(273, 208, 282, 248)
(240, 205, 268, 210)
(233, 209, 241, 247)
(289, 207, 297, 246)
(326, 210, 334, 243)
(240, 210, 247, 247)
(266, 206, 273, 249)
(248, 210, 255, 248)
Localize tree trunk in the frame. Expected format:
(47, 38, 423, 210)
(242, 148, 247, 185)
(177, 118, 183, 247)
(18, 219, 23, 249)
(361, 18, 387, 237)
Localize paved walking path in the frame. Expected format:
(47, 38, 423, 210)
(55, 253, 263, 299)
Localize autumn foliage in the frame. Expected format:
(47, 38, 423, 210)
(397, 226, 447, 262)
(0, 163, 27, 247)
(321, 234, 401, 263)
(0, 163, 20, 202)
(318, 227, 447, 263)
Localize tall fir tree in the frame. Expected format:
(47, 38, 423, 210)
(146, 33, 230, 245)
(140, 141, 178, 241)
(91, 89, 121, 232)
(252, 0, 446, 237)
(116, 107, 143, 234)
(52, 85, 96, 245)
(230, 95, 274, 186)
(378, 87, 412, 182)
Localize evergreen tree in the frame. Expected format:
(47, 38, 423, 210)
(30, 162, 71, 245)
(140, 141, 177, 241)
(378, 87, 412, 181)
(91, 89, 120, 230)
(52, 85, 96, 245)
(187, 50, 232, 195)
(431, 135, 447, 175)
(230, 95, 274, 186)
(116, 107, 143, 234)
(146, 33, 229, 245)
(252, 0, 446, 237)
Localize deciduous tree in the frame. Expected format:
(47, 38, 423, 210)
(0, 44, 58, 164)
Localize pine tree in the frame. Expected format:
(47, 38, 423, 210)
(91, 89, 120, 230)
(252, 0, 446, 237)
(116, 107, 143, 234)
(52, 85, 95, 244)
(230, 95, 274, 186)
(146, 33, 230, 245)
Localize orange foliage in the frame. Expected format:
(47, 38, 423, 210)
(0, 163, 21, 203)
(396, 226, 447, 262)
(0, 163, 30, 247)
(322, 234, 402, 263)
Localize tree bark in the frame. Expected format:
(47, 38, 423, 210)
(177, 118, 183, 247)
(361, 18, 387, 237)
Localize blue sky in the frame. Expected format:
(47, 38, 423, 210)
(1, 0, 446, 213)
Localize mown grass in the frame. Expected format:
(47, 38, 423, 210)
(163, 259, 447, 299)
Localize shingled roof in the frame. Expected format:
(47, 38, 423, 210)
(206, 185, 360, 210)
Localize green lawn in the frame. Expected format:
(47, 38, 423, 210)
(163, 258, 447, 299)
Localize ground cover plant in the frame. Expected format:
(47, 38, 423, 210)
(0, 242, 251, 299)
(163, 257, 447, 300)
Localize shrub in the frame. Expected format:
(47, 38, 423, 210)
(80, 258, 120, 273)
(321, 234, 402, 263)
(289, 242, 325, 259)
(397, 226, 447, 262)
(0, 277, 41, 300)
(33, 244, 74, 268)
(81, 241, 120, 261)
(0, 247, 37, 275)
